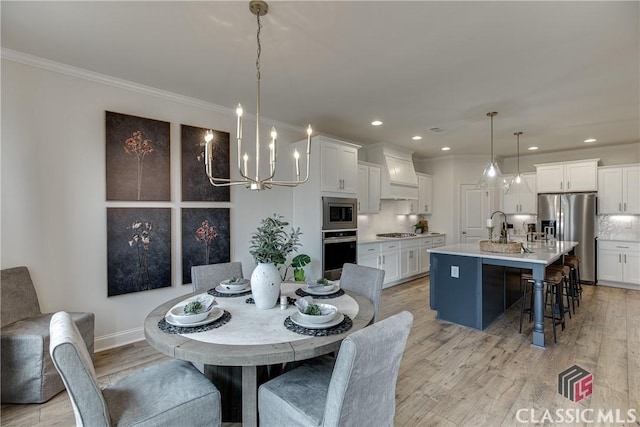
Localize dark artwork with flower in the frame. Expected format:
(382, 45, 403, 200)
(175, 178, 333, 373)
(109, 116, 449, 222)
(107, 208, 171, 296)
(106, 111, 170, 201)
(181, 124, 230, 201)
(181, 208, 230, 284)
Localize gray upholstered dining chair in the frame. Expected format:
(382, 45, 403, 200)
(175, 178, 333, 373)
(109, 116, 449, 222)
(50, 311, 222, 427)
(339, 263, 385, 323)
(191, 262, 244, 292)
(258, 311, 413, 427)
(1, 266, 94, 403)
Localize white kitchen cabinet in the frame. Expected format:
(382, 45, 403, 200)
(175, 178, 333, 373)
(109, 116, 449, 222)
(536, 159, 599, 193)
(598, 240, 640, 287)
(320, 138, 358, 195)
(357, 242, 380, 270)
(357, 162, 381, 214)
(400, 240, 420, 278)
(417, 173, 433, 214)
(357, 241, 400, 286)
(395, 199, 418, 215)
(503, 172, 537, 214)
(418, 237, 432, 273)
(380, 241, 401, 286)
(598, 165, 640, 214)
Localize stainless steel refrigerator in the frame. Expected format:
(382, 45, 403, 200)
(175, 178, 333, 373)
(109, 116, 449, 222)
(537, 193, 597, 283)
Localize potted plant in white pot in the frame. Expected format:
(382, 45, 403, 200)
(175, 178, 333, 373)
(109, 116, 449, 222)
(249, 214, 302, 309)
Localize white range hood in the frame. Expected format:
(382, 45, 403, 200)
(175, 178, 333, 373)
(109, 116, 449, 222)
(361, 144, 418, 199)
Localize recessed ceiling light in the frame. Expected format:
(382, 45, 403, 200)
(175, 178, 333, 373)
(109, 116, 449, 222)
(441, 147, 450, 151)
(412, 136, 422, 140)
(371, 120, 383, 126)
(528, 146, 538, 151)
(584, 138, 597, 143)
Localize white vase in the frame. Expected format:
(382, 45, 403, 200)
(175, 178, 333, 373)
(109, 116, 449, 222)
(250, 263, 281, 309)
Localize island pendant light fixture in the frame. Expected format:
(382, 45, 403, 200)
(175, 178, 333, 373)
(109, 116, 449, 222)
(505, 131, 532, 196)
(203, 0, 312, 191)
(476, 112, 505, 190)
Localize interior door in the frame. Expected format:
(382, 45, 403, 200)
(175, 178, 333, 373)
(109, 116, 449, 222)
(461, 184, 491, 243)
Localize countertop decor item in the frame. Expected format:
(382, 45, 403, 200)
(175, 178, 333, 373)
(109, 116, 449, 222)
(249, 214, 302, 309)
(203, 0, 313, 191)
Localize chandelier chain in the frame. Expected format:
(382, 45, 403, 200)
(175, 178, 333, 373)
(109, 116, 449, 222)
(256, 10, 262, 82)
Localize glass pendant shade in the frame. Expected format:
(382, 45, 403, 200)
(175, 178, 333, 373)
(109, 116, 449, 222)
(476, 112, 506, 190)
(505, 131, 532, 195)
(477, 161, 506, 190)
(505, 173, 532, 195)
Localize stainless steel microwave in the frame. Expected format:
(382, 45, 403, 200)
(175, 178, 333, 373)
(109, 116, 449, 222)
(322, 197, 357, 230)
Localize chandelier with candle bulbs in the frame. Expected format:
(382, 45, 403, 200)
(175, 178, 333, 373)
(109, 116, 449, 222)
(204, 0, 312, 191)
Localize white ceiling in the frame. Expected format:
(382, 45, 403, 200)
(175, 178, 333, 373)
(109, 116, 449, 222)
(2, 1, 639, 159)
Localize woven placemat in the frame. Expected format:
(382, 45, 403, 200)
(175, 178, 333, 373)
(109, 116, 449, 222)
(158, 310, 231, 334)
(207, 288, 252, 298)
(295, 288, 345, 299)
(284, 314, 352, 336)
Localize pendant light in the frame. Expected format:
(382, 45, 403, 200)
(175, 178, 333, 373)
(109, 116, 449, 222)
(505, 131, 532, 195)
(204, 0, 313, 191)
(476, 112, 506, 190)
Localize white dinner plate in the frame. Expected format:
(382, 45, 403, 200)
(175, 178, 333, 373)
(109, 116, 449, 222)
(214, 284, 250, 294)
(165, 307, 224, 327)
(290, 311, 345, 329)
(304, 285, 339, 295)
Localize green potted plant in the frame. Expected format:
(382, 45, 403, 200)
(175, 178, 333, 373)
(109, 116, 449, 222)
(282, 254, 311, 282)
(249, 214, 302, 309)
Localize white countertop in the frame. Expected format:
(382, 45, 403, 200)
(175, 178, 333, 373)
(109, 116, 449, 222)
(428, 240, 579, 265)
(358, 232, 445, 245)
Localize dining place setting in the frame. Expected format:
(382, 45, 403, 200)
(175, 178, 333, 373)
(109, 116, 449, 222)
(158, 292, 232, 334)
(156, 274, 354, 338)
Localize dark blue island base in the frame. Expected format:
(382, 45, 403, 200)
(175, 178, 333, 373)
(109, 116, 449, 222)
(430, 253, 525, 330)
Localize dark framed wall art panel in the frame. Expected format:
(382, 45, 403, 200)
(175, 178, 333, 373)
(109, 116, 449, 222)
(181, 208, 231, 284)
(107, 208, 172, 297)
(181, 124, 230, 202)
(106, 111, 171, 201)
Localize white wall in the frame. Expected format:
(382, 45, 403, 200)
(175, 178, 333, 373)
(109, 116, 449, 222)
(1, 55, 305, 350)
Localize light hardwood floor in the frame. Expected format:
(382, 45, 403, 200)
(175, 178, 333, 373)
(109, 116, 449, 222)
(2, 278, 639, 426)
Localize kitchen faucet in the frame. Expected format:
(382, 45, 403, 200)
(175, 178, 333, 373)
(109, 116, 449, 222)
(490, 210, 508, 243)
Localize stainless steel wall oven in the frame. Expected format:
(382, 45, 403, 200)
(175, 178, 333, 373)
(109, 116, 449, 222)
(322, 230, 357, 280)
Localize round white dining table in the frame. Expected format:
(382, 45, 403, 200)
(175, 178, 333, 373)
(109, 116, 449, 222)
(144, 281, 374, 427)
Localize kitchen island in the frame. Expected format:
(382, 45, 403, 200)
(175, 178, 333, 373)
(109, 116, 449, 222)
(428, 240, 578, 348)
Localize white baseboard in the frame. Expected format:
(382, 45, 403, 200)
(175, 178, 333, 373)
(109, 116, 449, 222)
(597, 281, 640, 291)
(94, 327, 145, 352)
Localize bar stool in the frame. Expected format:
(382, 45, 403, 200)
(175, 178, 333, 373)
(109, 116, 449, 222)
(564, 255, 582, 302)
(547, 265, 573, 318)
(520, 268, 565, 343)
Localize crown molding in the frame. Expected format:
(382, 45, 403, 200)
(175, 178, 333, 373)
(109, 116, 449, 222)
(1, 48, 303, 133)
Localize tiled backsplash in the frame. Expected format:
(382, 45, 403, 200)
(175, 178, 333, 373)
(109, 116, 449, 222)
(597, 215, 640, 241)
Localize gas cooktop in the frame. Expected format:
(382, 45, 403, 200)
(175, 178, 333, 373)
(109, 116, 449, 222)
(376, 233, 417, 238)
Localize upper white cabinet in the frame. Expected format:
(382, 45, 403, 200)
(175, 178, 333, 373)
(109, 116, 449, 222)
(502, 172, 536, 214)
(535, 159, 599, 193)
(357, 162, 381, 214)
(417, 173, 433, 214)
(598, 165, 640, 214)
(320, 138, 358, 195)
